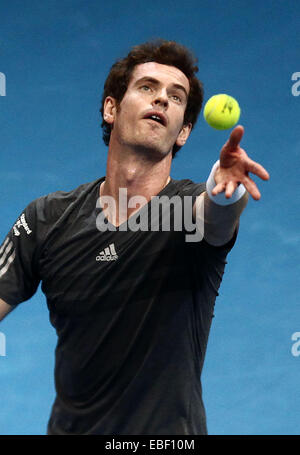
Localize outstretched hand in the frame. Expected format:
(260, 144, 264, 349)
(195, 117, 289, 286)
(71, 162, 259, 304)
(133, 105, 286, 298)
(212, 125, 270, 200)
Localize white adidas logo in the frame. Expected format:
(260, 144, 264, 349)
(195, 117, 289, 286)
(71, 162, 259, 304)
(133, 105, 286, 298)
(96, 243, 118, 262)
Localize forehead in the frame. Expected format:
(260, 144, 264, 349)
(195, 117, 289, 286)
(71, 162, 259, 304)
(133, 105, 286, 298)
(129, 62, 190, 93)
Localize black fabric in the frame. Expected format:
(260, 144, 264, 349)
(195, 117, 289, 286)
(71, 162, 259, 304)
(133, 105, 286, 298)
(0, 177, 237, 435)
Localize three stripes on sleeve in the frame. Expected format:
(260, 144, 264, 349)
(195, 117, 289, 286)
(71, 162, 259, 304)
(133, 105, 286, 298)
(0, 237, 15, 279)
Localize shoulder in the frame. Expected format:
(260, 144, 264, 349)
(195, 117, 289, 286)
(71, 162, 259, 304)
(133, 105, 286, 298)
(28, 177, 104, 223)
(169, 178, 206, 198)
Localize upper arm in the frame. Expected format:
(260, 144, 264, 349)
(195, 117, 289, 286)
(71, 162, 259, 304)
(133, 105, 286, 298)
(0, 298, 14, 321)
(0, 199, 43, 309)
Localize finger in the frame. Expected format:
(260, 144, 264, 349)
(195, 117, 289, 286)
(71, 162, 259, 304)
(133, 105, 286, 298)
(245, 158, 270, 180)
(225, 181, 238, 199)
(243, 176, 261, 200)
(211, 182, 226, 196)
(227, 125, 244, 149)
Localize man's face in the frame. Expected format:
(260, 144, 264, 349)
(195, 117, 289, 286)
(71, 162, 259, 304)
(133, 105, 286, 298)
(104, 62, 192, 157)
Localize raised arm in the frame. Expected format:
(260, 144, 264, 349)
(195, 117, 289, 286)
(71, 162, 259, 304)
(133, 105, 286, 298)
(194, 125, 270, 246)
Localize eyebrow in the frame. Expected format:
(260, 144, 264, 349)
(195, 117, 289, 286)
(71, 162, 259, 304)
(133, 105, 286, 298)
(134, 76, 189, 99)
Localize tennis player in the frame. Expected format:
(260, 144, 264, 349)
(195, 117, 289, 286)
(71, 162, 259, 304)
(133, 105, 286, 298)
(0, 40, 269, 435)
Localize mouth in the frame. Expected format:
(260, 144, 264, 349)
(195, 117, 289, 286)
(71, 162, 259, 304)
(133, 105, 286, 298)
(142, 110, 167, 127)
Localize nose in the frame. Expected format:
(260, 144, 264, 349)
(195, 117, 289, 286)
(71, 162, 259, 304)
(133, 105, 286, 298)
(152, 89, 168, 109)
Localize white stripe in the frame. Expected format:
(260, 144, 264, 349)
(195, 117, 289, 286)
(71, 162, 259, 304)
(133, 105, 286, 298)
(0, 241, 14, 268)
(0, 237, 10, 257)
(0, 250, 16, 278)
(109, 243, 116, 255)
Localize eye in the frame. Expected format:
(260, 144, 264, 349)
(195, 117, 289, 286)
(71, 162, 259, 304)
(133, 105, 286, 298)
(170, 94, 182, 103)
(140, 85, 151, 92)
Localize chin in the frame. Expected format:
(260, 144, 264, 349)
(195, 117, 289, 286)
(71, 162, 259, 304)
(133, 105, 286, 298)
(136, 135, 172, 155)
(137, 141, 171, 160)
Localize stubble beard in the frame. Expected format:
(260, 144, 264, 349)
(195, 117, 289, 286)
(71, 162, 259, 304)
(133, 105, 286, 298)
(117, 123, 173, 162)
(132, 136, 172, 161)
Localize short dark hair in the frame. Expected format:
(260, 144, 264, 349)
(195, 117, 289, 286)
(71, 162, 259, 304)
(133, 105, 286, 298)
(100, 39, 204, 158)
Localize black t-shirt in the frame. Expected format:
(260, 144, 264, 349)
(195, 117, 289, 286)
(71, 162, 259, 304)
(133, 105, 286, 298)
(0, 177, 237, 435)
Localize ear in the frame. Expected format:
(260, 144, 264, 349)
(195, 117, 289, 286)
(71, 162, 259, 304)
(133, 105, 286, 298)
(175, 123, 192, 147)
(103, 96, 117, 125)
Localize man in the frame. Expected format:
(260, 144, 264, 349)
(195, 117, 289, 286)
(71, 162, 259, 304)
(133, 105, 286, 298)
(0, 40, 269, 435)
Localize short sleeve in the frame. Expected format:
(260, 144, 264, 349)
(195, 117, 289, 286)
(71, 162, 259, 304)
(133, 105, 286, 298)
(0, 199, 42, 306)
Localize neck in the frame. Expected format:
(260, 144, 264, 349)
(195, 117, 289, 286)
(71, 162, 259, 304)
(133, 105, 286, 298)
(100, 142, 172, 226)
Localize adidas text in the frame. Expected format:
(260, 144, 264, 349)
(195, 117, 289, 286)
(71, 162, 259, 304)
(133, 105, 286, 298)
(96, 243, 118, 262)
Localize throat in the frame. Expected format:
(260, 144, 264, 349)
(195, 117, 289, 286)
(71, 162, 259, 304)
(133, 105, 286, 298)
(99, 174, 171, 228)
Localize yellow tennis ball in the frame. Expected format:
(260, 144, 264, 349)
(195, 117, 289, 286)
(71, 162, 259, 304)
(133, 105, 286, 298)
(203, 94, 241, 130)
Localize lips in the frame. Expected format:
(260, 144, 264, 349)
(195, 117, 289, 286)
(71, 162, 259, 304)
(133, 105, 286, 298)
(142, 110, 167, 127)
